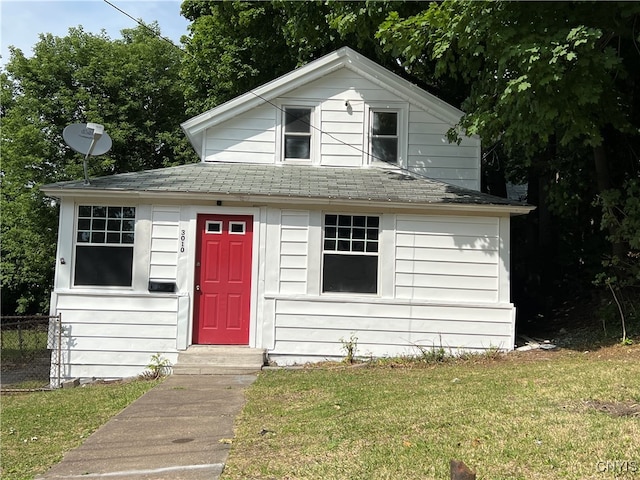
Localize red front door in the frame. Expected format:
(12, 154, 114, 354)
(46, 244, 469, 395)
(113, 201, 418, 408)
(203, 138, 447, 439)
(193, 214, 253, 344)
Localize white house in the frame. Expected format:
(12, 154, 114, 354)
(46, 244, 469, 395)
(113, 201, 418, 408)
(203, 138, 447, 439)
(42, 47, 533, 382)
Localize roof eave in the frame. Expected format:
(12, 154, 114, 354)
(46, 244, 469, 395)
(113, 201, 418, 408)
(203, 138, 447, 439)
(180, 50, 347, 140)
(40, 186, 534, 216)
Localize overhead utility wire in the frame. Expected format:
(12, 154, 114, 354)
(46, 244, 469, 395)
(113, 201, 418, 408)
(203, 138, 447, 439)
(103, 0, 447, 181)
(244, 89, 436, 180)
(103, 0, 184, 52)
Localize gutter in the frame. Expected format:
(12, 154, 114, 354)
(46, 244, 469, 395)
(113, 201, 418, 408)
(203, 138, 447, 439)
(39, 187, 535, 216)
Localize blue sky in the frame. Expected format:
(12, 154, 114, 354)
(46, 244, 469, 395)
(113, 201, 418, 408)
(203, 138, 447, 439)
(0, 0, 190, 66)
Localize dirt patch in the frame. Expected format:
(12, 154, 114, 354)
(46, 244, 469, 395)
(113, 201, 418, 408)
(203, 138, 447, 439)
(509, 342, 640, 363)
(584, 400, 640, 417)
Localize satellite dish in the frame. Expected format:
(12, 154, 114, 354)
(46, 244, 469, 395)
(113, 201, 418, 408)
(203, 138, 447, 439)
(63, 123, 113, 185)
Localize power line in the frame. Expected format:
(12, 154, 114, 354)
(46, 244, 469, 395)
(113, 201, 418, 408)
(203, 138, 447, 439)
(245, 89, 434, 180)
(102, 0, 445, 180)
(103, 0, 185, 53)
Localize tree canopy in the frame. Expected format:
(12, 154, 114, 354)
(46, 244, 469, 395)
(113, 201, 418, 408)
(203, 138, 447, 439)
(2, 1, 638, 333)
(1, 25, 195, 314)
(179, 0, 427, 115)
(377, 1, 640, 317)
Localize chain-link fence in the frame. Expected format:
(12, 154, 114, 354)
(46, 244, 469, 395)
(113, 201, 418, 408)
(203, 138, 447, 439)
(1, 315, 62, 390)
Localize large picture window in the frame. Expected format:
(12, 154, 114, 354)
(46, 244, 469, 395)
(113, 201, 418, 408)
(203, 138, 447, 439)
(283, 107, 312, 160)
(322, 214, 379, 294)
(74, 205, 135, 287)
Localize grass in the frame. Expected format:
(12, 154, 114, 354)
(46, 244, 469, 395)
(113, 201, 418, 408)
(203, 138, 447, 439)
(0, 379, 160, 480)
(1, 342, 637, 480)
(222, 345, 640, 480)
(1, 328, 48, 364)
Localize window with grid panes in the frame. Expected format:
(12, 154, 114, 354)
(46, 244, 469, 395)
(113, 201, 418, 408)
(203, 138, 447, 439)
(74, 206, 135, 286)
(322, 214, 379, 293)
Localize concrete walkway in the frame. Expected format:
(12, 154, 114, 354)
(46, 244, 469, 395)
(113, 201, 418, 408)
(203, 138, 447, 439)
(36, 374, 257, 480)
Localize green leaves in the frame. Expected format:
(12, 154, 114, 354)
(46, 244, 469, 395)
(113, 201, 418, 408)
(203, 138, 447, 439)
(181, 1, 296, 115)
(377, 1, 635, 156)
(376, 0, 640, 305)
(599, 179, 640, 252)
(181, 1, 419, 116)
(1, 25, 195, 314)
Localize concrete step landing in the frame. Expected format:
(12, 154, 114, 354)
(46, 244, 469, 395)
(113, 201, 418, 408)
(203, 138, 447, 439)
(173, 346, 266, 375)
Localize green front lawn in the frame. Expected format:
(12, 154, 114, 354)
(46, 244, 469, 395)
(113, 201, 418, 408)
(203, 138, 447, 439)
(223, 346, 640, 480)
(1, 346, 637, 480)
(1, 379, 160, 480)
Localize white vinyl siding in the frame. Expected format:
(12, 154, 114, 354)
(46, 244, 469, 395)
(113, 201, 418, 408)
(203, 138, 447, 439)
(407, 107, 480, 190)
(200, 68, 480, 187)
(51, 292, 179, 379)
(262, 210, 513, 365)
(149, 206, 180, 281)
(320, 99, 364, 166)
(281, 68, 401, 103)
(282, 70, 399, 168)
(394, 215, 499, 302)
(204, 103, 276, 163)
(268, 297, 514, 363)
(50, 200, 515, 380)
(279, 210, 309, 294)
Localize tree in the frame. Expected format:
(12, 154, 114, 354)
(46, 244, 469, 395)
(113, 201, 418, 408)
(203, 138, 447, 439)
(180, 1, 299, 115)
(377, 1, 640, 321)
(1, 71, 60, 314)
(1, 25, 195, 314)
(180, 1, 428, 115)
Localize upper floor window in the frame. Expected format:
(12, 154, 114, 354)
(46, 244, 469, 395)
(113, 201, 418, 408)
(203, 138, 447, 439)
(370, 111, 398, 164)
(74, 205, 135, 287)
(284, 107, 312, 160)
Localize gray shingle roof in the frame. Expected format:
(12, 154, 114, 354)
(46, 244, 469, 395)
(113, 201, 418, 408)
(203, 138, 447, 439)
(41, 162, 529, 209)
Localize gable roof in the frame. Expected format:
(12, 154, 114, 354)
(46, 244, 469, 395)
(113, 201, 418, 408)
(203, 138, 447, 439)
(41, 163, 532, 215)
(181, 47, 466, 159)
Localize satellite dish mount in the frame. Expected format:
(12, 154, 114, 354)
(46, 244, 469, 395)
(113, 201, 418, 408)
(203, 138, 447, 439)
(63, 122, 113, 185)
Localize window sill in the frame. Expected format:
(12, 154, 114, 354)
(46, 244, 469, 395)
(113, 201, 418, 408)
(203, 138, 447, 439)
(281, 159, 313, 165)
(54, 288, 185, 298)
(264, 292, 514, 309)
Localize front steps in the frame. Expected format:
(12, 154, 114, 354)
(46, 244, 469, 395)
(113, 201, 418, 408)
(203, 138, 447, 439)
(173, 345, 266, 375)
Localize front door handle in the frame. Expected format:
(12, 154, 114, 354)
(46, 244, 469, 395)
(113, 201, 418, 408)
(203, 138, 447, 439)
(195, 285, 201, 291)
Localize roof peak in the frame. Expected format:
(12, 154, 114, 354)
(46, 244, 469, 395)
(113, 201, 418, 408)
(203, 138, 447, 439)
(181, 46, 464, 159)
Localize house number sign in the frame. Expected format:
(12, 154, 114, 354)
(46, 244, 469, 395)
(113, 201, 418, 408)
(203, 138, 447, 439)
(180, 229, 186, 253)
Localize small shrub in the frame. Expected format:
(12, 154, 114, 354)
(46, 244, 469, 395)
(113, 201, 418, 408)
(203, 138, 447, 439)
(340, 333, 358, 364)
(415, 343, 448, 363)
(483, 345, 504, 360)
(140, 353, 171, 380)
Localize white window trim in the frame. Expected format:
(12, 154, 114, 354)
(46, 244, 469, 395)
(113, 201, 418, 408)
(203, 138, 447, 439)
(205, 220, 222, 234)
(72, 204, 137, 290)
(276, 101, 320, 165)
(321, 213, 381, 296)
(363, 102, 408, 168)
(229, 221, 246, 234)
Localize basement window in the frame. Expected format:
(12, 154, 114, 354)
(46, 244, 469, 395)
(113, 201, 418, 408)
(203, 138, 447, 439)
(74, 205, 135, 287)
